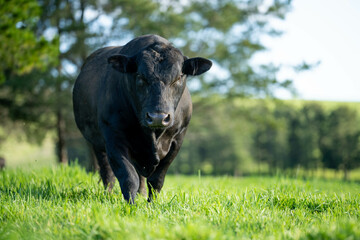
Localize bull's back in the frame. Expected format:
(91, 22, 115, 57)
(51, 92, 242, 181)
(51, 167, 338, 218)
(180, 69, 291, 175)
(73, 46, 122, 146)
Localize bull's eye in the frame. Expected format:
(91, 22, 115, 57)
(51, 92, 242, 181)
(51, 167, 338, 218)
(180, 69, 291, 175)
(173, 75, 183, 86)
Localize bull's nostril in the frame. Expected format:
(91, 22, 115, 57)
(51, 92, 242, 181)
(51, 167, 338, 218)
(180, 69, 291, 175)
(163, 114, 171, 124)
(146, 112, 153, 124)
(146, 112, 171, 128)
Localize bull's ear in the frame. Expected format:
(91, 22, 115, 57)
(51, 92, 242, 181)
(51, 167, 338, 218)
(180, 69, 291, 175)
(182, 57, 212, 76)
(108, 54, 137, 73)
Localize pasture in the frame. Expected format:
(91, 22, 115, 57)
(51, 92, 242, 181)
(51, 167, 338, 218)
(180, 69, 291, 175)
(1, 165, 359, 240)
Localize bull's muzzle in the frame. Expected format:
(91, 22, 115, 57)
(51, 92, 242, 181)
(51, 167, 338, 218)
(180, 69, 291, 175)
(145, 112, 171, 128)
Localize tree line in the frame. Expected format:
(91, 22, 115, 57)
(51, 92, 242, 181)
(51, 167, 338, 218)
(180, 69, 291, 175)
(170, 98, 360, 180)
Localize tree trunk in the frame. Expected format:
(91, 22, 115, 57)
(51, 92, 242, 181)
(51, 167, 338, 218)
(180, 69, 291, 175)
(54, 6, 68, 165)
(56, 109, 68, 164)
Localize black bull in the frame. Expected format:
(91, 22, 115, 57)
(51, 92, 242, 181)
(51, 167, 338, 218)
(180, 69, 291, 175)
(73, 35, 212, 203)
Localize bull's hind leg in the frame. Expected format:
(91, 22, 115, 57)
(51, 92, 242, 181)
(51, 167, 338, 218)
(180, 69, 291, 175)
(93, 146, 115, 191)
(138, 175, 147, 197)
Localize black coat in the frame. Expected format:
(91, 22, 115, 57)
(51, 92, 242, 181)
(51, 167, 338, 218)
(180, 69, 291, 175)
(73, 35, 211, 203)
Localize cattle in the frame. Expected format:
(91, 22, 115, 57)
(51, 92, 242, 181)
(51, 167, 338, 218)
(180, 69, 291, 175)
(73, 35, 212, 203)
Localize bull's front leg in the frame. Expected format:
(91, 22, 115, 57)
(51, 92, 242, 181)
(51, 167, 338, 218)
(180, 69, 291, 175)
(147, 140, 180, 202)
(107, 149, 139, 203)
(102, 127, 139, 204)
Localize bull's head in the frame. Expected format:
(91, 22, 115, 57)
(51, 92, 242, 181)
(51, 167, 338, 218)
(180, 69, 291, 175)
(108, 43, 212, 130)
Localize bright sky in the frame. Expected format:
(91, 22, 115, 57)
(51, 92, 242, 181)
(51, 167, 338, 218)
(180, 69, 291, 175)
(255, 0, 360, 102)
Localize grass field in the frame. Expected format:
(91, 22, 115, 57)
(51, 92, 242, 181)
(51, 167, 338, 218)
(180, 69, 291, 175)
(1, 165, 359, 240)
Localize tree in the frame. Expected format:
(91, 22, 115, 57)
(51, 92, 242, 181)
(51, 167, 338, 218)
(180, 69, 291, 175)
(300, 103, 325, 170)
(0, 0, 58, 147)
(321, 106, 360, 180)
(1, 0, 106, 164)
(35, 0, 100, 164)
(179, 0, 294, 97)
(0, 0, 58, 83)
(171, 97, 240, 175)
(252, 103, 287, 174)
(286, 104, 324, 172)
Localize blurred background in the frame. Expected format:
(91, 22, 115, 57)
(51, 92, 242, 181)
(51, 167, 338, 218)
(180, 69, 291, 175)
(0, 0, 359, 180)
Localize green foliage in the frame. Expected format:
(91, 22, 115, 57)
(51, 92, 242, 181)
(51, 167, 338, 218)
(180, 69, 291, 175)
(179, 0, 294, 97)
(0, 0, 59, 83)
(252, 103, 288, 171)
(251, 101, 360, 179)
(173, 97, 239, 175)
(321, 107, 360, 177)
(1, 165, 360, 239)
(1, 0, 105, 160)
(170, 98, 360, 179)
(285, 103, 325, 169)
(0, 0, 59, 146)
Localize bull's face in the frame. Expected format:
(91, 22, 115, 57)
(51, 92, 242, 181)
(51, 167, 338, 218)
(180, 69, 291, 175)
(108, 43, 212, 130)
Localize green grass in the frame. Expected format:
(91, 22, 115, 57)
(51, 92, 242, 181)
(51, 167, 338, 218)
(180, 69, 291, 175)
(1, 166, 360, 240)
